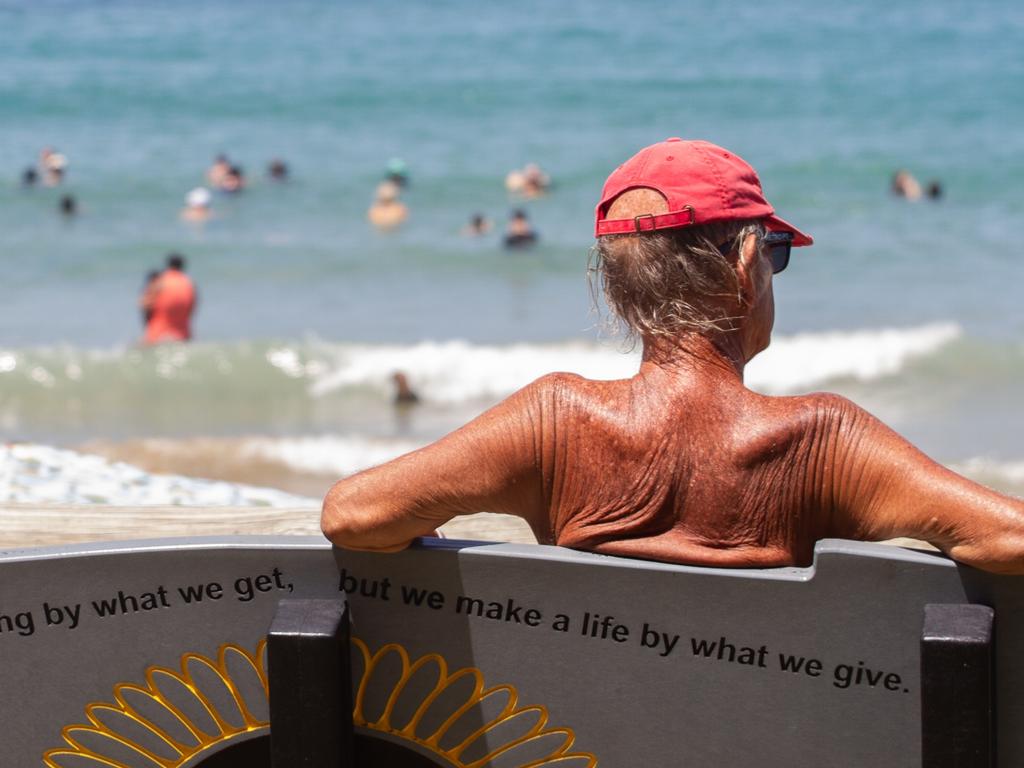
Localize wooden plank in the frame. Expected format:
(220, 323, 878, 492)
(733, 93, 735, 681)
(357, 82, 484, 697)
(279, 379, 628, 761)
(0, 504, 932, 552)
(0, 504, 538, 547)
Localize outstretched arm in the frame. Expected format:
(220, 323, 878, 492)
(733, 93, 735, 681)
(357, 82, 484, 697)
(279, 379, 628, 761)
(820, 394, 1024, 574)
(321, 381, 548, 552)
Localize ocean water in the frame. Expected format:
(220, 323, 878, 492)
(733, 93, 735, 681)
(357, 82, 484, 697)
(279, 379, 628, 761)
(2, 0, 1024, 502)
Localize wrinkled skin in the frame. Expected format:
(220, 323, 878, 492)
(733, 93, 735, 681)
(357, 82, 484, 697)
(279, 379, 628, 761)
(322, 195, 1024, 574)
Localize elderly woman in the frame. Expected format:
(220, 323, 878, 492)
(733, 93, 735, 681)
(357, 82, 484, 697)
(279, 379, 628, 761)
(322, 138, 1024, 574)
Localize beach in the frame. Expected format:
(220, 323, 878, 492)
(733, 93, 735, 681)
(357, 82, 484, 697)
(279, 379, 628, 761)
(2, 0, 1024, 516)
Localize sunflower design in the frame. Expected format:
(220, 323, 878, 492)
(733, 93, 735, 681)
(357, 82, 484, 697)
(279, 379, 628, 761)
(44, 642, 270, 767)
(44, 638, 597, 768)
(352, 638, 596, 767)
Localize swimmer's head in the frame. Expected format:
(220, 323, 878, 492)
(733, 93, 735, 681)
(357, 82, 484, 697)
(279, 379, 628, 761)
(22, 167, 38, 186)
(166, 253, 187, 271)
(268, 159, 288, 179)
(59, 195, 77, 216)
(186, 187, 212, 208)
(524, 163, 543, 179)
(376, 180, 401, 202)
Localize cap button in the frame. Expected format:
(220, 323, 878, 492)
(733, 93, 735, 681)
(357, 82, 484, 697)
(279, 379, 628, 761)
(665, 137, 682, 142)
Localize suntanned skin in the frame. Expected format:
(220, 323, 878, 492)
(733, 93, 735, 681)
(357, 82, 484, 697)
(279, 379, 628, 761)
(322, 189, 1024, 574)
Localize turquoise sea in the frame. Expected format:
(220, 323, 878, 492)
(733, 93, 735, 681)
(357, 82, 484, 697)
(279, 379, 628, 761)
(2, 0, 1023, 500)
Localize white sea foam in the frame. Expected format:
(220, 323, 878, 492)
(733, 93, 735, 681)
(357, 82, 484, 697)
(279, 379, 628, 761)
(306, 339, 640, 402)
(306, 323, 963, 401)
(0, 443, 317, 507)
(746, 322, 963, 393)
(0, 323, 964, 405)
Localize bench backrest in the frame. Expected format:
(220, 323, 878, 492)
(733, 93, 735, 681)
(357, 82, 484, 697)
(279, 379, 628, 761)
(1, 536, 1017, 766)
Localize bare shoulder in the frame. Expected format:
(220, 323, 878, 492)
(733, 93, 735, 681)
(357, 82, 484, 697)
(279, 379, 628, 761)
(731, 390, 872, 465)
(518, 370, 617, 404)
(542, 370, 621, 391)
(761, 390, 870, 434)
(527, 370, 587, 392)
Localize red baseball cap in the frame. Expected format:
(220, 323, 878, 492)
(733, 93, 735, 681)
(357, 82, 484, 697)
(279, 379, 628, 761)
(594, 138, 812, 246)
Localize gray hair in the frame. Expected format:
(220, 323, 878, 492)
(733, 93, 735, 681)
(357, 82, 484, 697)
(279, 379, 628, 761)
(589, 219, 766, 341)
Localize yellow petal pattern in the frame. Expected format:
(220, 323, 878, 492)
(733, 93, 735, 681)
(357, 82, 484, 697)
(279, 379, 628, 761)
(43, 637, 597, 767)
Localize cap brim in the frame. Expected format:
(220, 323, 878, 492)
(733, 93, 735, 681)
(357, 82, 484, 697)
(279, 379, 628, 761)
(765, 213, 813, 247)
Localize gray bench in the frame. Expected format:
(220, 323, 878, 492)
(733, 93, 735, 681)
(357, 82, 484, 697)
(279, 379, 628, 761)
(0, 536, 1012, 766)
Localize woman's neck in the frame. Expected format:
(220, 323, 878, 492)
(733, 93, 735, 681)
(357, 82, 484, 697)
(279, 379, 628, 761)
(640, 332, 747, 382)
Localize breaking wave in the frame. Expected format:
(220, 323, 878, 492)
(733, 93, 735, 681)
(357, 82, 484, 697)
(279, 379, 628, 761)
(0, 322, 968, 440)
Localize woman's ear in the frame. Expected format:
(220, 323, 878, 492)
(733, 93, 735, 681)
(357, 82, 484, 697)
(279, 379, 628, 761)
(733, 233, 762, 307)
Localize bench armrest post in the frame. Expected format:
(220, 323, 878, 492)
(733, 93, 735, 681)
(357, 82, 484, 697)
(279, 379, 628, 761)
(268, 598, 355, 767)
(921, 603, 995, 768)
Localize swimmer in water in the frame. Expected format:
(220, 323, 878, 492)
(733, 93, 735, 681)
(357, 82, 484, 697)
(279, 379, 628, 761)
(392, 372, 420, 405)
(207, 154, 232, 188)
(367, 180, 408, 231)
(21, 167, 38, 187)
(891, 169, 922, 200)
(926, 180, 943, 200)
(521, 163, 550, 198)
(503, 208, 538, 249)
(506, 163, 550, 198)
(180, 187, 213, 223)
(39, 148, 68, 187)
(268, 158, 289, 181)
(461, 212, 492, 236)
(143, 253, 197, 345)
(220, 165, 246, 193)
(58, 195, 77, 217)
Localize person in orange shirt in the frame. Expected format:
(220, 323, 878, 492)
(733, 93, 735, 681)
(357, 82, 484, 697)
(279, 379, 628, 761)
(141, 254, 197, 344)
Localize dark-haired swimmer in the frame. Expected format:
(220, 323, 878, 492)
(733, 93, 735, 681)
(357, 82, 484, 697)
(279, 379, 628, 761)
(268, 158, 289, 181)
(503, 209, 537, 249)
(461, 213, 492, 237)
(392, 372, 420, 406)
(220, 166, 246, 193)
(143, 254, 197, 344)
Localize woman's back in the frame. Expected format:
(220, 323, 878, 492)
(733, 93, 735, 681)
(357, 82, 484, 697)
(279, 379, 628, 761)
(541, 368, 835, 567)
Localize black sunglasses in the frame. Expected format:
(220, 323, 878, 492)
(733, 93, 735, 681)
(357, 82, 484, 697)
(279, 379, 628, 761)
(716, 231, 794, 274)
(762, 231, 793, 274)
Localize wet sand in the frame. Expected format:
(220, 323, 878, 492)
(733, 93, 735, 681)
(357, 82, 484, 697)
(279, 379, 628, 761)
(79, 438, 339, 500)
